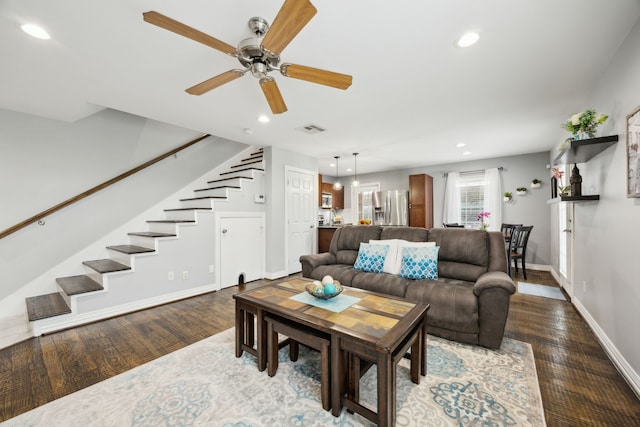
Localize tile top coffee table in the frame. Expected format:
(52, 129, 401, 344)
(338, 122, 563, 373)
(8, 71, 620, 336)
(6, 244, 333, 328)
(233, 278, 429, 426)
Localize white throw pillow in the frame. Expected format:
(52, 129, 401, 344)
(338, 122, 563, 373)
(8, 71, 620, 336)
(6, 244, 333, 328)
(393, 240, 436, 275)
(368, 239, 401, 274)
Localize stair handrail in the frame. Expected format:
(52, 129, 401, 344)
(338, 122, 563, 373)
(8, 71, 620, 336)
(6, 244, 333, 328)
(0, 133, 212, 240)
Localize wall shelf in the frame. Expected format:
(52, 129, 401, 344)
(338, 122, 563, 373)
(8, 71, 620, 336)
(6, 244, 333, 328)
(553, 135, 618, 166)
(547, 195, 600, 204)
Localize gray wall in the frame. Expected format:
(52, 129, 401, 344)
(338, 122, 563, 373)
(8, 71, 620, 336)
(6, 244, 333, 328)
(551, 17, 640, 381)
(264, 146, 318, 276)
(342, 151, 551, 265)
(0, 108, 247, 301)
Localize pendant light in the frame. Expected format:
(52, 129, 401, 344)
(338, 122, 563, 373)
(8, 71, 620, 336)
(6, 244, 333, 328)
(352, 152, 359, 187)
(333, 156, 342, 190)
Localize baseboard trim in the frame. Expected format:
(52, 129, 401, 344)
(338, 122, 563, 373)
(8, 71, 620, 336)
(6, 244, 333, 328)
(265, 270, 287, 280)
(31, 284, 217, 336)
(572, 297, 640, 399)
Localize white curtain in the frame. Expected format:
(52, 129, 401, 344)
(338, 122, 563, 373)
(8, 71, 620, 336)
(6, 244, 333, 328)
(483, 168, 502, 231)
(442, 172, 461, 225)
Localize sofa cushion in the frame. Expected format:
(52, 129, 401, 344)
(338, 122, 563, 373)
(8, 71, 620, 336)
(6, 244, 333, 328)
(369, 239, 403, 274)
(404, 278, 479, 334)
(399, 245, 440, 280)
(307, 264, 361, 287)
(353, 242, 389, 273)
(428, 228, 489, 282)
(380, 226, 429, 242)
(350, 272, 411, 298)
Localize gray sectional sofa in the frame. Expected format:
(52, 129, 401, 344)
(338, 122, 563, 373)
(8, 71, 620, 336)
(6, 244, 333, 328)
(299, 225, 515, 349)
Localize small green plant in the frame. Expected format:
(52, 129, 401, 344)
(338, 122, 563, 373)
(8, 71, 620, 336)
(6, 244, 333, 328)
(517, 187, 527, 192)
(504, 191, 512, 197)
(532, 179, 541, 184)
(562, 109, 608, 138)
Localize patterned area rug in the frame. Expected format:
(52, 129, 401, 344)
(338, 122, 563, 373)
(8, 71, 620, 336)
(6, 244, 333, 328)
(2, 328, 545, 426)
(518, 282, 567, 301)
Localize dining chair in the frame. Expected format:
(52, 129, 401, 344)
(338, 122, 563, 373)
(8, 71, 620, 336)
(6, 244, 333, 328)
(501, 223, 522, 244)
(508, 225, 533, 279)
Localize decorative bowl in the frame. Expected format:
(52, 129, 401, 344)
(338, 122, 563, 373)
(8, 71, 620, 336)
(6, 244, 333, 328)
(305, 281, 343, 300)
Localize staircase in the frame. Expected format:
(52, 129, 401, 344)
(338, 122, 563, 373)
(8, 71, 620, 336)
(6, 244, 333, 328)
(25, 148, 264, 335)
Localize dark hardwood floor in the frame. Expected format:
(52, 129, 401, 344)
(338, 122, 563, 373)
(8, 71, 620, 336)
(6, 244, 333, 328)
(1, 271, 639, 425)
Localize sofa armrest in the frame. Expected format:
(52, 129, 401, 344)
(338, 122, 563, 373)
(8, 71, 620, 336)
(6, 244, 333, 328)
(473, 271, 516, 296)
(299, 253, 337, 278)
(473, 270, 516, 349)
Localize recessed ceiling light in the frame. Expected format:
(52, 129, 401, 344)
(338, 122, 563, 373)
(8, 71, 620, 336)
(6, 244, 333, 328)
(329, 163, 336, 168)
(456, 32, 479, 48)
(21, 23, 50, 40)
(258, 115, 270, 123)
(456, 142, 466, 148)
(463, 151, 471, 155)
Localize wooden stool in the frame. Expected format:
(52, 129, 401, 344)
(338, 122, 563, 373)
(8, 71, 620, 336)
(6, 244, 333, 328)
(265, 315, 332, 411)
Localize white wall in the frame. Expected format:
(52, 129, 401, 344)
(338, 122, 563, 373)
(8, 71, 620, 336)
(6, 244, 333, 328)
(552, 17, 640, 392)
(344, 151, 552, 265)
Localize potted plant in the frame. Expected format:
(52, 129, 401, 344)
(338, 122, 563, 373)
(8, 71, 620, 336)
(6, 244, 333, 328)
(561, 109, 608, 140)
(517, 187, 527, 195)
(504, 191, 513, 202)
(531, 178, 542, 189)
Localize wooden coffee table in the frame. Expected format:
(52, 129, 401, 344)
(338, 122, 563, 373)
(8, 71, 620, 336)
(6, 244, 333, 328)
(233, 278, 429, 426)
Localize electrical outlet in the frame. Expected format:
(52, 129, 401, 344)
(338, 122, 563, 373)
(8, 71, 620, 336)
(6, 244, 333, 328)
(168, 271, 174, 281)
(182, 270, 189, 280)
(209, 264, 215, 273)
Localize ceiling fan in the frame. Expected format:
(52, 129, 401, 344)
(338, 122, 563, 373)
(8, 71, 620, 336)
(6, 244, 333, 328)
(143, 0, 353, 114)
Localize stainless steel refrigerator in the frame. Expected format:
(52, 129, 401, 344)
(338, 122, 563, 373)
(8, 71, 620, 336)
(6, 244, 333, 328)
(358, 190, 409, 226)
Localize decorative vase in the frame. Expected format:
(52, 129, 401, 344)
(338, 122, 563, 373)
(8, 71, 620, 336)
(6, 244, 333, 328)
(551, 177, 558, 198)
(517, 190, 527, 196)
(531, 182, 541, 189)
(570, 164, 582, 196)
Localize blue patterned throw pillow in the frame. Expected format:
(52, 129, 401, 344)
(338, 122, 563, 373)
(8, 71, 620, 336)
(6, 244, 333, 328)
(353, 242, 389, 273)
(399, 246, 440, 280)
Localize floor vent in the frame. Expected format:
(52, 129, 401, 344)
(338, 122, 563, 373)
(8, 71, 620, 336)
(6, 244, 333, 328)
(296, 123, 326, 134)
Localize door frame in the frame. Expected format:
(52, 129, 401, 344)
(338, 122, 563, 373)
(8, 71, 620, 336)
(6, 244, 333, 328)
(284, 166, 317, 274)
(558, 201, 574, 298)
(214, 211, 265, 289)
(350, 181, 380, 224)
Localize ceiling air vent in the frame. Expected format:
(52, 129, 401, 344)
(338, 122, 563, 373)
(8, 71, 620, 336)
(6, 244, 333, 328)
(296, 123, 326, 134)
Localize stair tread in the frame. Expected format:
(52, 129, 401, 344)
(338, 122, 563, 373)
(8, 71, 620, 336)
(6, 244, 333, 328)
(106, 245, 155, 254)
(207, 176, 253, 184)
(194, 185, 240, 192)
(220, 167, 264, 176)
(241, 155, 263, 162)
(127, 231, 176, 237)
(146, 220, 196, 223)
(231, 160, 263, 168)
(164, 207, 212, 212)
(179, 196, 227, 202)
(83, 259, 131, 274)
(26, 293, 71, 321)
(56, 275, 103, 295)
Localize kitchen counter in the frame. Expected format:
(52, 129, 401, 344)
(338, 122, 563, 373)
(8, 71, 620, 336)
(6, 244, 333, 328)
(318, 223, 352, 228)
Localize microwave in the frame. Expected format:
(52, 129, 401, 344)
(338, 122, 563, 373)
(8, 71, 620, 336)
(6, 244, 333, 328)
(321, 192, 332, 209)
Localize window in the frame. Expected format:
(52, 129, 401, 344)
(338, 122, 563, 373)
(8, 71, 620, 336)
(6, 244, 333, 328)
(458, 171, 486, 228)
(443, 168, 502, 230)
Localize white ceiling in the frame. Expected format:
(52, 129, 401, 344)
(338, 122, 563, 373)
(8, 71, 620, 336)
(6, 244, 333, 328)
(1, 0, 639, 176)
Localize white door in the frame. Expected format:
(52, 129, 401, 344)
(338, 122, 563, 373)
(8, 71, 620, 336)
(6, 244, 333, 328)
(220, 216, 264, 288)
(351, 182, 380, 224)
(286, 168, 315, 274)
(558, 201, 574, 297)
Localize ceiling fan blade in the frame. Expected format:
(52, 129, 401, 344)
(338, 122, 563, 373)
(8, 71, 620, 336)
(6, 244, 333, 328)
(143, 11, 237, 55)
(186, 70, 244, 95)
(260, 78, 288, 114)
(261, 0, 317, 55)
(281, 63, 352, 90)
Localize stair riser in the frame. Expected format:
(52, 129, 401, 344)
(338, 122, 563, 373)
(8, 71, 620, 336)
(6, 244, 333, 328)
(193, 188, 229, 198)
(219, 169, 263, 179)
(128, 235, 166, 247)
(105, 249, 133, 267)
(163, 210, 197, 221)
(56, 284, 72, 309)
(146, 222, 181, 234)
(179, 199, 216, 209)
(206, 177, 244, 187)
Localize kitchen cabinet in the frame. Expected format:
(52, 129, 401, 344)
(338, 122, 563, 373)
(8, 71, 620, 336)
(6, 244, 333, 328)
(318, 227, 337, 252)
(318, 174, 323, 207)
(320, 181, 344, 209)
(409, 173, 433, 228)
